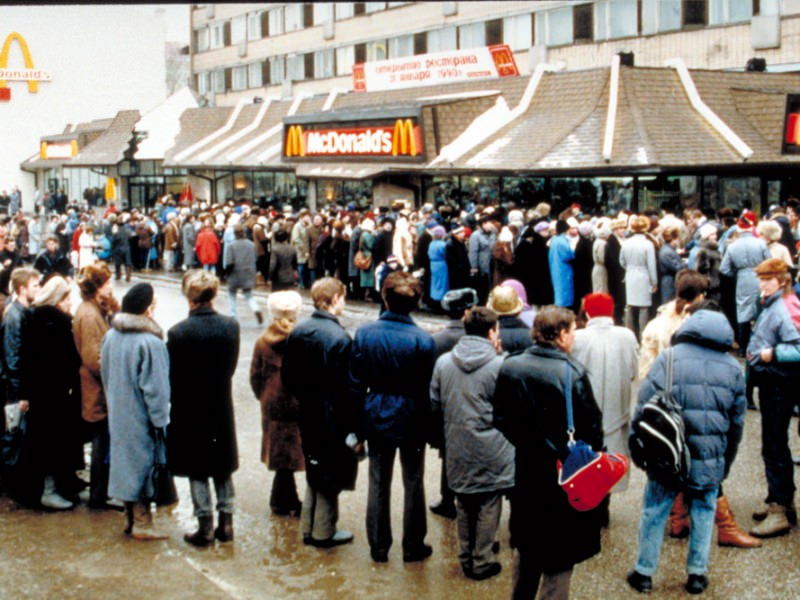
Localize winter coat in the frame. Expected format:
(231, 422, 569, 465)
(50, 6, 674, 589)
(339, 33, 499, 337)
(605, 234, 626, 309)
(163, 220, 180, 251)
(591, 237, 608, 293)
(269, 241, 297, 288)
(2, 300, 31, 402)
(719, 231, 770, 322)
(524, 232, 554, 306)
(498, 315, 533, 354)
(747, 290, 800, 379)
(26, 305, 82, 478)
(695, 239, 722, 301)
(620, 233, 657, 307)
(250, 320, 304, 471)
(573, 235, 594, 308)
(548, 234, 575, 307)
(33, 250, 73, 279)
(73, 299, 113, 422)
(348, 227, 362, 278)
(358, 231, 376, 289)
(493, 343, 604, 573)
(181, 221, 197, 261)
(445, 237, 471, 291)
(430, 336, 514, 494)
(428, 239, 449, 301)
(291, 221, 310, 265)
(468, 228, 495, 276)
(111, 224, 132, 265)
(492, 241, 515, 287)
(658, 243, 685, 304)
(226, 238, 257, 291)
(195, 228, 221, 267)
(572, 317, 638, 489)
(638, 300, 689, 381)
(433, 320, 466, 358)
(166, 307, 240, 479)
(349, 311, 437, 447)
(102, 313, 170, 502)
(635, 310, 746, 490)
(282, 309, 357, 493)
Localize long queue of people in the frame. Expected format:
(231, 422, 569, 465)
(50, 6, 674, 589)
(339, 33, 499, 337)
(1, 194, 800, 598)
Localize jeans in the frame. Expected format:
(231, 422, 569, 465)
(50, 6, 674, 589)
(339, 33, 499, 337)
(759, 381, 797, 506)
(366, 441, 427, 553)
(297, 264, 309, 289)
(202, 263, 214, 273)
(228, 287, 260, 320)
(189, 476, 235, 517)
(634, 480, 717, 576)
(511, 550, 572, 600)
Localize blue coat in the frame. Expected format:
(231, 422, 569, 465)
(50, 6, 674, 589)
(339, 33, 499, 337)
(428, 239, 449, 301)
(349, 312, 437, 446)
(635, 310, 745, 491)
(719, 231, 770, 322)
(658, 243, 685, 304)
(102, 314, 170, 502)
(748, 291, 800, 378)
(548, 234, 575, 307)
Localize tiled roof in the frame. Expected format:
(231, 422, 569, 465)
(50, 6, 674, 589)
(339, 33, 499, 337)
(67, 110, 141, 167)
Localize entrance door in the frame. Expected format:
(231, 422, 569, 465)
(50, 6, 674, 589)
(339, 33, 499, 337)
(128, 182, 164, 211)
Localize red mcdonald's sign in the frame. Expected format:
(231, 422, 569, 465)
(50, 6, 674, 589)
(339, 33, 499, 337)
(283, 118, 423, 159)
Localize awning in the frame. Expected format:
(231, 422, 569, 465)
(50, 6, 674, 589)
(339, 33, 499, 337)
(294, 163, 391, 180)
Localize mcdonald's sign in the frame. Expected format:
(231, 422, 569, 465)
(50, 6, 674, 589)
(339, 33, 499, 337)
(0, 32, 51, 102)
(283, 118, 423, 160)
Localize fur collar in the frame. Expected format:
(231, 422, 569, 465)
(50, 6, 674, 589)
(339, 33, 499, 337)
(111, 313, 163, 338)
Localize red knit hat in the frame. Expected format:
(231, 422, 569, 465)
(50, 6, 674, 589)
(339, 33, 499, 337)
(738, 210, 757, 230)
(583, 293, 614, 318)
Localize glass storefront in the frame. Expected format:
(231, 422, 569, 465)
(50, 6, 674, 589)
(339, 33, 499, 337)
(314, 179, 372, 208)
(213, 171, 307, 207)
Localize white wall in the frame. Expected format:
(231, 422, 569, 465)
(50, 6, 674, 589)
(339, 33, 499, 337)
(0, 6, 171, 209)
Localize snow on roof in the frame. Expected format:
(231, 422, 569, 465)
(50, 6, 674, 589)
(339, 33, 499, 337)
(135, 87, 200, 160)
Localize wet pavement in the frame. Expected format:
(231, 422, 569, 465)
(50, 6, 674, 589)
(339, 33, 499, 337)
(1, 272, 799, 599)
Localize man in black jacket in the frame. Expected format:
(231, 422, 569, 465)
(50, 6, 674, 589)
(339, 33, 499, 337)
(33, 236, 73, 281)
(445, 225, 471, 291)
(282, 277, 357, 549)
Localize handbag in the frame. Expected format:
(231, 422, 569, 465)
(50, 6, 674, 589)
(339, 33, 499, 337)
(144, 428, 179, 507)
(555, 361, 629, 512)
(353, 235, 372, 270)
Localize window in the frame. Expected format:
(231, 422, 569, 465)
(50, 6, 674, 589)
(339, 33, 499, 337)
(232, 66, 248, 90)
(197, 72, 210, 95)
(458, 22, 485, 49)
(210, 22, 225, 49)
(504, 14, 533, 51)
(212, 69, 225, 93)
(428, 26, 457, 52)
(248, 62, 263, 88)
(539, 7, 573, 46)
(354, 43, 366, 63)
(354, 3, 366, 16)
(365, 2, 386, 14)
(269, 56, 285, 84)
(315, 49, 334, 78)
(414, 32, 427, 54)
(388, 34, 413, 58)
(313, 3, 334, 25)
(304, 53, 315, 80)
(595, 0, 638, 40)
(366, 40, 387, 61)
(388, 2, 411, 7)
(268, 7, 284, 36)
(683, 0, 707, 26)
(247, 12, 262, 40)
(336, 46, 354, 75)
(195, 27, 209, 52)
(231, 15, 246, 45)
(659, 0, 682, 31)
(757, 0, 780, 15)
(285, 4, 304, 32)
(486, 19, 503, 45)
(336, 2, 355, 20)
(287, 54, 305, 80)
(709, 0, 752, 24)
(573, 3, 593, 41)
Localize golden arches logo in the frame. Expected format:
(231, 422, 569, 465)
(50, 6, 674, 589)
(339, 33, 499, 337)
(392, 119, 418, 157)
(0, 32, 39, 93)
(285, 125, 305, 157)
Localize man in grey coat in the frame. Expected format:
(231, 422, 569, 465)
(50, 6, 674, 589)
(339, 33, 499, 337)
(225, 224, 263, 324)
(102, 283, 170, 541)
(181, 212, 197, 271)
(430, 307, 513, 581)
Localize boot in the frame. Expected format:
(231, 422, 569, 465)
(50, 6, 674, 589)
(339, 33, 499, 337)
(184, 515, 214, 547)
(129, 501, 169, 541)
(124, 502, 135, 536)
(750, 502, 792, 538)
(40, 476, 74, 511)
(668, 492, 690, 538)
(215, 511, 234, 542)
(752, 501, 797, 524)
(125, 265, 132, 282)
(715, 496, 762, 548)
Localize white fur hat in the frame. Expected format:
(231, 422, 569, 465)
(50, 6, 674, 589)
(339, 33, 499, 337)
(267, 291, 302, 321)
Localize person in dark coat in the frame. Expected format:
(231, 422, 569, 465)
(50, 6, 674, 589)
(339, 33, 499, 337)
(429, 287, 479, 520)
(282, 277, 357, 548)
(27, 277, 83, 509)
(269, 229, 298, 291)
(33, 235, 73, 282)
(572, 223, 595, 313)
(349, 272, 437, 563)
(414, 222, 434, 307)
(250, 291, 304, 517)
(225, 224, 263, 324)
(445, 225, 471, 291)
(372, 218, 394, 270)
(493, 306, 604, 599)
(658, 226, 686, 304)
(524, 221, 554, 307)
(605, 218, 628, 324)
(487, 286, 533, 354)
(167, 271, 241, 546)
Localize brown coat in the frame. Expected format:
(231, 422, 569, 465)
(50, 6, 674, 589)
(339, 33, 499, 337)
(163, 220, 180, 250)
(73, 298, 115, 422)
(250, 320, 304, 471)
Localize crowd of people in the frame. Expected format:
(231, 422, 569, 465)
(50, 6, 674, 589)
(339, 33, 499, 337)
(1, 191, 800, 598)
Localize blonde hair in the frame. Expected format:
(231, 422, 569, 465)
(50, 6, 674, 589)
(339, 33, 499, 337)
(182, 269, 219, 305)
